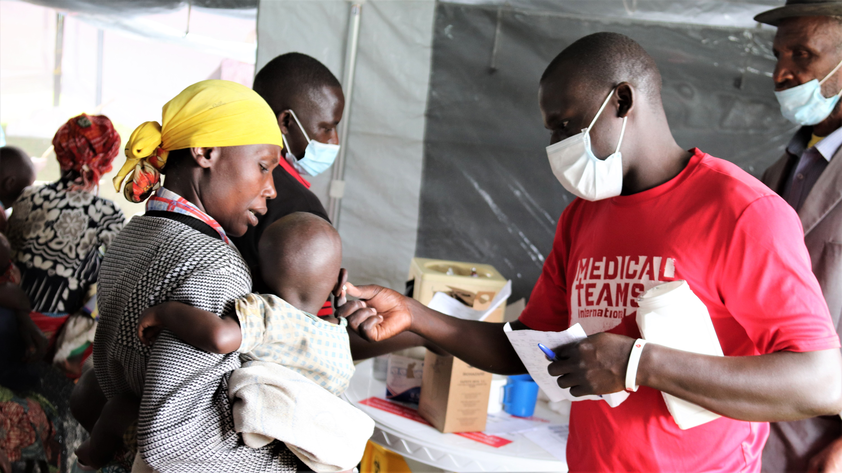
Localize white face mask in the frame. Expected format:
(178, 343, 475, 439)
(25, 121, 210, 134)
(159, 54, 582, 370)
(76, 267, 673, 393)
(546, 88, 627, 201)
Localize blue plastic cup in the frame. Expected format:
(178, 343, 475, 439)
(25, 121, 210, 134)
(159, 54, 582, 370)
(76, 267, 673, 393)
(503, 374, 539, 417)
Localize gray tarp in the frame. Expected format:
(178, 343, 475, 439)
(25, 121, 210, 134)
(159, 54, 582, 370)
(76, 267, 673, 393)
(416, 2, 794, 301)
(257, 0, 435, 289)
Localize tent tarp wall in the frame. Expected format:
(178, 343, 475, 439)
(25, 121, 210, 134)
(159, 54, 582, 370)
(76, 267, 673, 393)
(257, 0, 436, 290)
(415, 2, 795, 302)
(257, 0, 795, 302)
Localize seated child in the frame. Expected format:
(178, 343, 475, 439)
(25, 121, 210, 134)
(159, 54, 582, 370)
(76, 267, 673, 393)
(77, 212, 371, 472)
(0, 232, 46, 390)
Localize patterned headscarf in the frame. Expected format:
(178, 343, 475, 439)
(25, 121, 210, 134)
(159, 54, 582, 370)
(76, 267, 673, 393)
(114, 80, 285, 203)
(52, 113, 121, 192)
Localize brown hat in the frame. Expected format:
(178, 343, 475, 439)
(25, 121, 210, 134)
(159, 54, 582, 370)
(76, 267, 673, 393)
(755, 0, 842, 26)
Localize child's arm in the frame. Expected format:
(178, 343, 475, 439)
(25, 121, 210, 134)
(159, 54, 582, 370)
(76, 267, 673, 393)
(137, 301, 242, 354)
(75, 394, 140, 470)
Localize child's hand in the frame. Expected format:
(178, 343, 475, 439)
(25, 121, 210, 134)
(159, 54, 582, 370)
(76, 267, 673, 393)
(337, 283, 412, 342)
(333, 268, 349, 309)
(137, 306, 166, 346)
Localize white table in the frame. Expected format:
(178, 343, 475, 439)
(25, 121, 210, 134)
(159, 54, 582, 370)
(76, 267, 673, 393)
(344, 359, 568, 472)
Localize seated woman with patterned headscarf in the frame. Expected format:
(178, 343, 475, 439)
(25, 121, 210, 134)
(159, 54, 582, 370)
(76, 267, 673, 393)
(5, 114, 125, 376)
(73, 80, 304, 473)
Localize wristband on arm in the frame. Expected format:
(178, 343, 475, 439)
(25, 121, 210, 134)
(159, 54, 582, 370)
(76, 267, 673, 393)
(625, 339, 648, 392)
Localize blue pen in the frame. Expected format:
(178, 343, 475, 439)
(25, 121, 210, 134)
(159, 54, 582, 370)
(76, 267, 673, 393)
(538, 343, 557, 361)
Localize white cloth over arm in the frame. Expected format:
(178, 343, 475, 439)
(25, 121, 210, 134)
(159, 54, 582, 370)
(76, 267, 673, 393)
(228, 360, 375, 473)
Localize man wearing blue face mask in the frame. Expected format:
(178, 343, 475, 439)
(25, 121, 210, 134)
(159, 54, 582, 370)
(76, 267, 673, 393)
(231, 53, 344, 308)
(755, 2, 842, 472)
(237, 53, 447, 357)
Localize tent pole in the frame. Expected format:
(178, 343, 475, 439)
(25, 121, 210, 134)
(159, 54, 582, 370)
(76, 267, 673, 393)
(327, 2, 363, 228)
(96, 29, 104, 107)
(53, 12, 65, 107)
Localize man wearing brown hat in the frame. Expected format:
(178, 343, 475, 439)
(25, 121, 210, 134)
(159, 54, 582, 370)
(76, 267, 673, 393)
(755, 1, 842, 471)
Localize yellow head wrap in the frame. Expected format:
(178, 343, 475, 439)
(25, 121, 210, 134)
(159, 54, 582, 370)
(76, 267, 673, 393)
(114, 79, 284, 202)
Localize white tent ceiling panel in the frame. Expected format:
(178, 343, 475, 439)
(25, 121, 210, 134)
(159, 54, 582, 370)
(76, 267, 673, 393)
(18, 0, 258, 15)
(15, 0, 258, 62)
(70, 12, 257, 62)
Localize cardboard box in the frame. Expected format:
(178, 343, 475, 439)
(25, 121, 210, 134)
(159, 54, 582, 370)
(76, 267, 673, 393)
(408, 257, 509, 323)
(409, 258, 507, 433)
(419, 352, 493, 433)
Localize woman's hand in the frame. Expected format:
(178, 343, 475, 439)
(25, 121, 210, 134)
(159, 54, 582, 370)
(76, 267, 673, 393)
(337, 283, 413, 342)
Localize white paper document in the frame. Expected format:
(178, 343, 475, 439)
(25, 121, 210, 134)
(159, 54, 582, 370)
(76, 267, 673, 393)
(523, 424, 569, 462)
(503, 322, 628, 407)
(426, 280, 512, 321)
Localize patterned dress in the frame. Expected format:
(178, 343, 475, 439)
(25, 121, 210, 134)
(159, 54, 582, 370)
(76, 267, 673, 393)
(6, 178, 125, 315)
(0, 386, 59, 468)
(94, 213, 300, 472)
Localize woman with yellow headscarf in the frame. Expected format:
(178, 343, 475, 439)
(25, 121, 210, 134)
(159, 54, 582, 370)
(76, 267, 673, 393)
(72, 80, 300, 472)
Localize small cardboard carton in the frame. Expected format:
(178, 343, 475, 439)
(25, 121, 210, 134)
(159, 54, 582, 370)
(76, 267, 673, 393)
(418, 285, 504, 433)
(418, 352, 493, 433)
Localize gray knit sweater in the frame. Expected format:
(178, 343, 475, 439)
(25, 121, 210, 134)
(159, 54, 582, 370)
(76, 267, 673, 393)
(94, 215, 299, 472)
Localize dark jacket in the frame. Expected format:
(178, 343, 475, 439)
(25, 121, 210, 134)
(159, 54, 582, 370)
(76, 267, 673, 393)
(761, 131, 842, 472)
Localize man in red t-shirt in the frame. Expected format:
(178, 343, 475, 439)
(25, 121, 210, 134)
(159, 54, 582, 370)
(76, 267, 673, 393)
(337, 33, 842, 472)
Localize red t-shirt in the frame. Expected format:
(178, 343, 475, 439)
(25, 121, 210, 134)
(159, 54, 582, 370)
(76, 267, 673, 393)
(519, 149, 840, 472)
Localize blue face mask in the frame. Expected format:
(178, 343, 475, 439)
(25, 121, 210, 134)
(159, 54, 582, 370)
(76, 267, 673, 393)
(283, 109, 340, 176)
(775, 57, 842, 126)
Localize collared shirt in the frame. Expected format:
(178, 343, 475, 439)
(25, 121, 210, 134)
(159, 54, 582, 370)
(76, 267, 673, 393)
(782, 126, 842, 212)
(146, 187, 230, 244)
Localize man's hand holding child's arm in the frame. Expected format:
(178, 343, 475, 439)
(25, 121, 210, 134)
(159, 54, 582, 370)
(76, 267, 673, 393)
(138, 301, 242, 354)
(338, 283, 524, 373)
